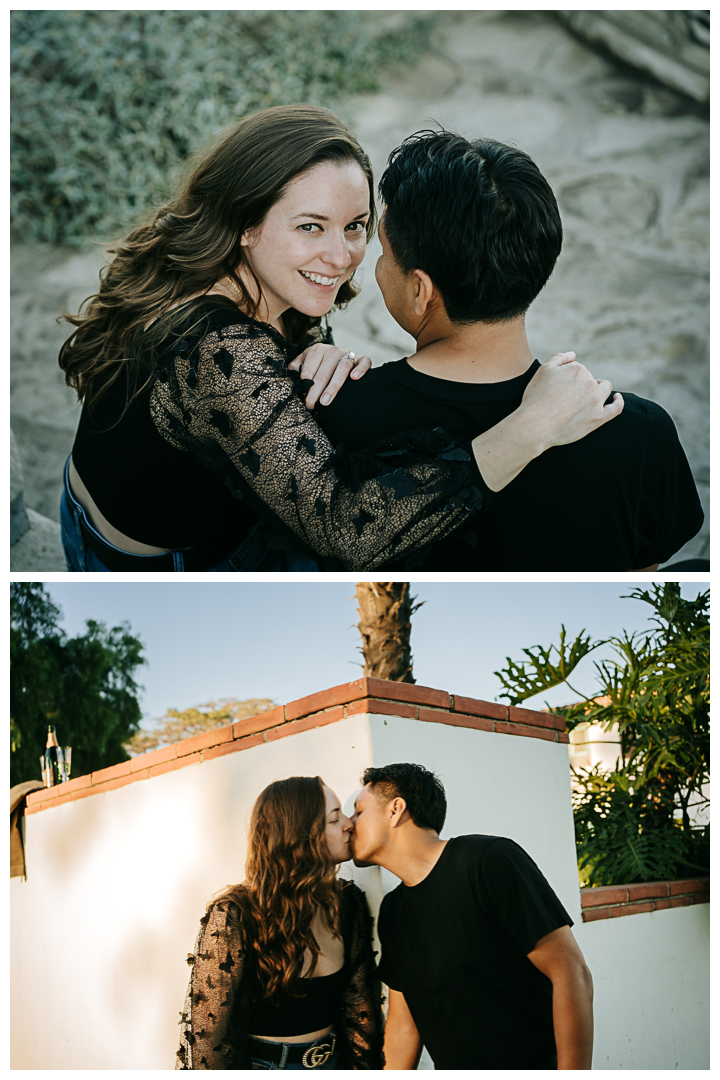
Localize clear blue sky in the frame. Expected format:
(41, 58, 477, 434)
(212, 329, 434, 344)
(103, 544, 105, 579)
(41, 582, 706, 728)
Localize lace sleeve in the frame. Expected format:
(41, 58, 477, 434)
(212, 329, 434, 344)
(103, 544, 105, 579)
(150, 316, 487, 570)
(176, 901, 246, 1070)
(337, 883, 385, 1069)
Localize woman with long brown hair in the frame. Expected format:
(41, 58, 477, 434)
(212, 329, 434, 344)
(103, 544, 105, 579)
(59, 103, 621, 571)
(176, 777, 381, 1070)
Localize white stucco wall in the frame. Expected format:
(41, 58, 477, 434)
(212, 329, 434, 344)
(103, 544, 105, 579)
(11, 707, 709, 1070)
(575, 904, 710, 1070)
(11, 714, 378, 1070)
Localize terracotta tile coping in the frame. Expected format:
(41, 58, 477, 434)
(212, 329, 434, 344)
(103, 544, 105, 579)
(25, 677, 566, 815)
(580, 878, 710, 921)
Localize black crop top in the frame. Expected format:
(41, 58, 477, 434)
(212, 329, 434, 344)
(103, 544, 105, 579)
(248, 965, 348, 1036)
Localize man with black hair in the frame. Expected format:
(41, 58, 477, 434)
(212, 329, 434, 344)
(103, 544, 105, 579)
(352, 763, 594, 1070)
(317, 131, 703, 570)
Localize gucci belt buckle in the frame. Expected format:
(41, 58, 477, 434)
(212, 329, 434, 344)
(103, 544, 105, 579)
(302, 1035, 336, 1069)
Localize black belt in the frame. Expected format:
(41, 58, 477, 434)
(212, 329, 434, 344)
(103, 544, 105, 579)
(247, 1033, 336, 1068)
(76, 513, 232, 572)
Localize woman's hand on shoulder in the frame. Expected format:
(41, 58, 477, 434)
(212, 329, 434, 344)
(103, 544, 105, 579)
(520, 351, 624, 451)
(288, 343, 372, 410)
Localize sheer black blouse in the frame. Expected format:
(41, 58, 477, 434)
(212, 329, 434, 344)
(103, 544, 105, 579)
(175, 881, 384, 1070)
(71, 299, 488, 569)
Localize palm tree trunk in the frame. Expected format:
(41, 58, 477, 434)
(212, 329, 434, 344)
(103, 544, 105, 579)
(355, 582, 422, 683)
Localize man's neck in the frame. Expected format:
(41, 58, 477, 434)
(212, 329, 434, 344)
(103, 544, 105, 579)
(407, 315, 534, 384)
(379, 834, 448, 888)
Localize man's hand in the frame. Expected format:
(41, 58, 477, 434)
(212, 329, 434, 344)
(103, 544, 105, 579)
(527, 925, 594, 1069)
(287, 343, 371, 409)
(383, 988, 423, 1070)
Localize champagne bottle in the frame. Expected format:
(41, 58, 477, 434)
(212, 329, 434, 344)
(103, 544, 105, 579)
(44, 725, 66, 787)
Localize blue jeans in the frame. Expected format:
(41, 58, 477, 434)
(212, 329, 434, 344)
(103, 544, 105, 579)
(248, 1032, 339, 1070)
(60, 458, 319, 572)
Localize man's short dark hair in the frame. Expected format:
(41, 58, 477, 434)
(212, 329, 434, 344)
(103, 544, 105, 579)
(378, 129, 563, 324)
(362, 763, 447, 833)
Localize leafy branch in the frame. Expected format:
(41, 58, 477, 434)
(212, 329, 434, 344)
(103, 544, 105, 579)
(496, 584, 710, 886)
(495, 624, 603, 709)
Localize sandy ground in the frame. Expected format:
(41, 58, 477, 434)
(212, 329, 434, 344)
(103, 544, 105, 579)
(11, 11, 709, 571)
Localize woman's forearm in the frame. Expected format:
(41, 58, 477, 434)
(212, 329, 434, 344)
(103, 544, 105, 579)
(471, 406, 548, 491)
(159, 327, 483, 569)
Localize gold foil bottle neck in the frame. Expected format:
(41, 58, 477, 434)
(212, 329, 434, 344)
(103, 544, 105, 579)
(46, 725, 59, 749)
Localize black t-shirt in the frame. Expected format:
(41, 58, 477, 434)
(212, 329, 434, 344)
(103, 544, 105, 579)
(376, 835, 573, 1070)
(316, 358, 704, 570)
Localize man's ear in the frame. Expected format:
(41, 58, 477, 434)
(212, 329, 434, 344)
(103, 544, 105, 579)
(412, 269, 435, 317)
(387, 797, 408, 828)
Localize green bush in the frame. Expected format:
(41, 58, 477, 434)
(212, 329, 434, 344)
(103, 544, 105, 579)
(496, 584, 710, 886)
(571, 766, 703, 886)
(11, 10, 433, 245)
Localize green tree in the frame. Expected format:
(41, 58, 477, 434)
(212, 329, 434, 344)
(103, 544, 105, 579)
(495, 584, 709, 886)
(10, 583, 146, 786)
(125, 698, 277, 756)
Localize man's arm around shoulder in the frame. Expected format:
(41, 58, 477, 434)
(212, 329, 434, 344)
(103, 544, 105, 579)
(383, 988, 423, 1070)
(527, 925, 594, 1069)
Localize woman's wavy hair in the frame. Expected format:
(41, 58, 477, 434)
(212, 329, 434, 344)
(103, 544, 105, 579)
(214, 775, 342, 1001)
(58, 104, 376, 413)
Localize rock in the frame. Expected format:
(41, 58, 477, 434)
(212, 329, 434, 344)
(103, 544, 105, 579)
(559, 173, 660, 234)
(10, 429, 30, 544)
(556, 11, 709, 104)
(10, 508, 67, 572)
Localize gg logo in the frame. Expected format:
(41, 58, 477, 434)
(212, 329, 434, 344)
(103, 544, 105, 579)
(302, 1041, 334, 1069)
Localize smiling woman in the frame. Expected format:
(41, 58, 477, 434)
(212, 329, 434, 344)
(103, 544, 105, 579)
(240, 161, 371, 325)
(56, 103, 620, 572)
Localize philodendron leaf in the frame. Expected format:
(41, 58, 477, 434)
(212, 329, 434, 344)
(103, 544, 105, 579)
(495, 625, 603, 705)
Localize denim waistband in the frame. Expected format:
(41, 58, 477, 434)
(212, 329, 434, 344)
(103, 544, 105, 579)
(62, 458, 232, 571)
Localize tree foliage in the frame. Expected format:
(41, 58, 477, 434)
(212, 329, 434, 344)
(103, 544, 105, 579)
(495, 584, 710, 885)
(10, 583, 145, 787)
(11, 9, 433, 245)
(124, 698, 277, 756)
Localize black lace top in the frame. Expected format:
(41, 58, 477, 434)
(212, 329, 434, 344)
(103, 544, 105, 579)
(175, 881, 384, 1070)
(73, 298, 489, 569)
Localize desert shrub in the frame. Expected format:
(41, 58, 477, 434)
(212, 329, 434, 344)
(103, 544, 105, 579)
(11, 10, 433, 245)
